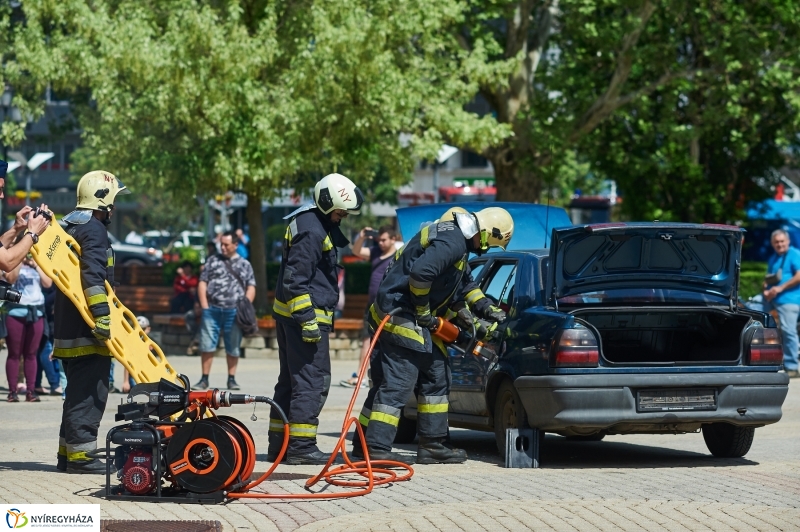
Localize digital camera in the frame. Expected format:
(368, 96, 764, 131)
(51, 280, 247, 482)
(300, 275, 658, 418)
(0, 281, 21, 303)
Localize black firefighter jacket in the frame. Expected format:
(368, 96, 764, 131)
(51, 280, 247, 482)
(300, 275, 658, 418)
(369, 219, 490, 353)
(53, 216, 114, 358)
(272, 208, 344, 331)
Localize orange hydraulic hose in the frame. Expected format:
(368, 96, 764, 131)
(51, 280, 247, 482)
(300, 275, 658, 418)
(227, 314, 414, 500)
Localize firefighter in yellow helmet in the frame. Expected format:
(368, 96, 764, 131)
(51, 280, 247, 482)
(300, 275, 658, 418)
(54, 171, 130, 474)
(354, 206, 514, 464)
(437, 206, 468, 223)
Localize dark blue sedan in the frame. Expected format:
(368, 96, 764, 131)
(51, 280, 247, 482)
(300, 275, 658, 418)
(394, 204, 790, 460)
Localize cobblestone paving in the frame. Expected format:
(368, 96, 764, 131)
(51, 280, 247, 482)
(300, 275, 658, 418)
(1, 355, 797, 531)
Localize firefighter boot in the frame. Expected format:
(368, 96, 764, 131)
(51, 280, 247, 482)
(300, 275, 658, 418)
(67, 459, 115, 475)
(416, 437, 467, 464)
(365, 446, 416, 465)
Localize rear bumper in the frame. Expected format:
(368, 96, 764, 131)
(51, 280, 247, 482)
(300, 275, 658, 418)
(514, 372, 789, 434)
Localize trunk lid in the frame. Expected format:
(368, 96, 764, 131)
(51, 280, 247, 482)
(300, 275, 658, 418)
(547, 223, 744, 305)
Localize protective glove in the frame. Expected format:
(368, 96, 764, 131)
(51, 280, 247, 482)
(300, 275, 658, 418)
(301, 320, 322, 343)
(416, 311, 438, 331)
(485, 305, 507, 324)
(92, 315, 111, 340)
(456, 307, 474, 327)
(476, 319, 499, 341)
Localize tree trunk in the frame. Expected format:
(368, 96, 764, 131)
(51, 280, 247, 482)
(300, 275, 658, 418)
(246, 191, 269, 314)
(490, 141, 543, 203)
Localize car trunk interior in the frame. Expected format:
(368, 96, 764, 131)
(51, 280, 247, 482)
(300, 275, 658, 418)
(571, 309, 752, 364)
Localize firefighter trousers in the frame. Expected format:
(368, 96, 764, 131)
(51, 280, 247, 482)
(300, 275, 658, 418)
(353, 344, 384, 449)
(268, 321, 331, 455)
(365, 338, 450, 452)
(57, 354, 111, 462)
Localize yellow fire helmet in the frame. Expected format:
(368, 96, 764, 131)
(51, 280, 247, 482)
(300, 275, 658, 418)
(76, 170, 130, 211)
(438, 206, 468, 223)
(474, 207, 514, 251)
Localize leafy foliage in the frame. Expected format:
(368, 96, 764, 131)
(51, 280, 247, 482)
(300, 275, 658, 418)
(739, 261, 767, 301)
(457, 0, 800, 221)
(12, 0, 510, 306)
(577, 0, 800, 222)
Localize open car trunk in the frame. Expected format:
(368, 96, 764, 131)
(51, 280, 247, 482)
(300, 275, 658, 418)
(571, 308, 752, 365)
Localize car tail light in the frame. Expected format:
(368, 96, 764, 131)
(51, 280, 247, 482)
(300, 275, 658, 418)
(748, 327, 783, 365)
(552, 326, 599, 367)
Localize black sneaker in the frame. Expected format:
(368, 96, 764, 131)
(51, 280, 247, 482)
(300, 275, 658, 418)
(227, 378, 241, 391)
(56, 455, 66, 472)
(191, 379, 209, 391)
(7, 392, 18, 403)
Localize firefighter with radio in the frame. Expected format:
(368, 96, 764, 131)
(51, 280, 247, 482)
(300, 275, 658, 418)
(267, 173, 364, 465)
(54, 171, 130, 474)
(359, 207, 514, 465)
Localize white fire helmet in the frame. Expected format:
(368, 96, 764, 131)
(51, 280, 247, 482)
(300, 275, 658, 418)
(314, 173, 364, 215)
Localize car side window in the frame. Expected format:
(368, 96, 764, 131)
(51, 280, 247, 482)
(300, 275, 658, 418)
(468, 260, 487, 283)
(482, 262, 517, 311)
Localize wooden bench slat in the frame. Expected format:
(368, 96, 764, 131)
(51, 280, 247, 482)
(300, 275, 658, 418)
(152, 314, 363, 330)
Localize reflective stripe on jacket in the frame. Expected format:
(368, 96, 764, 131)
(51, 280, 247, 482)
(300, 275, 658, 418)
(53, 216, 113, 358)
(371, 221, 472, 351)
(272, 208, 339, 330)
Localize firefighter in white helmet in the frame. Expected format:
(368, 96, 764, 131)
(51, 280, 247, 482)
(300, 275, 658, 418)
(54, 171, 130, 474)
(268, 173, 364, 464)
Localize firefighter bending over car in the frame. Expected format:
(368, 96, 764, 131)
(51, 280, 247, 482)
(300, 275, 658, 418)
(55, 171, 130, 474)
(268, 174, 364, 465)
(355, 206, 514, 465)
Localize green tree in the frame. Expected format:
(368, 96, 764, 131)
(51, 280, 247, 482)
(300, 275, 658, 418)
(16, 0, 509, 310)
(0, 2, 51, 147)
(457, 0, 800, 211)
(581, 1, 800, 222)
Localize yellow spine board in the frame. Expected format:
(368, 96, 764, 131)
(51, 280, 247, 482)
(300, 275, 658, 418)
(31, 222, 178, 384)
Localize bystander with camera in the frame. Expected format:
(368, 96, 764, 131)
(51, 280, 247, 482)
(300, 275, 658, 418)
(340, 225, 398, 387)
(5, 253, 53, 402)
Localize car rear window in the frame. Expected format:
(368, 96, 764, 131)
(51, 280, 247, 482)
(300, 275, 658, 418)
(558, 288, 728, 305)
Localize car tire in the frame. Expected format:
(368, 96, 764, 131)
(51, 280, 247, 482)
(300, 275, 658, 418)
(702, 423, 755, 458)
(566, 433, 605, 442)
(123, 258, 147, 266)
(493, 380, 532, 458)
(393, 407, 417, 444)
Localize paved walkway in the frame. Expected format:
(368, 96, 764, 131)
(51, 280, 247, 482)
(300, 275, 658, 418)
(1, 355, 798, 531)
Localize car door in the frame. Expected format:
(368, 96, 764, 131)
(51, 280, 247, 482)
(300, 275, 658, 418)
(449, 259, 518, 416)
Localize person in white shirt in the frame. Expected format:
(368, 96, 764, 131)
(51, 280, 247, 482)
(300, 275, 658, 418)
(5, 255, 52, 402)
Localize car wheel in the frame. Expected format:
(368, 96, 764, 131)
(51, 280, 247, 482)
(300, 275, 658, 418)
(393, 407, 417, 444)
(702, 423, 755, 458)
(566, 433, 605, 442)
(123, 258, 147, 266)
(493, 380, 531, 458)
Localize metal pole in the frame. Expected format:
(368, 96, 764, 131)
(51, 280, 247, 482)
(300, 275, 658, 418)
(25, 170, 30, 206)
(433, 163, 439, 204)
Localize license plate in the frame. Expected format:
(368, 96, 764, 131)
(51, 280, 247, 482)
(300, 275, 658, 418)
(637, 388, 717, 412)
